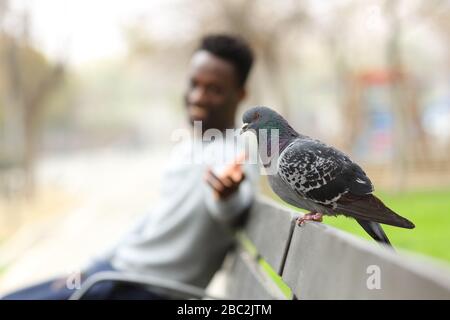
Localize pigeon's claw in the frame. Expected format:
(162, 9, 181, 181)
(297, 212, 323, 226)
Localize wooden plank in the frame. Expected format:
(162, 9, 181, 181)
(282, 222, 450, 299)
(225, 250, 286, 300)
(243, 196, 299, 274)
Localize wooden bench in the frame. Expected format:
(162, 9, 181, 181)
(224, 196, 450, 299)
(72, 195, 450, 300)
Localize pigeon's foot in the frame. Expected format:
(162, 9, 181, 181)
(297, 212, 323, 226)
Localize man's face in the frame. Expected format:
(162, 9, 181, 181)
(184, 50, 245, 132)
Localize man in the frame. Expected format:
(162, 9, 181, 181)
(2, 34, 257, 299)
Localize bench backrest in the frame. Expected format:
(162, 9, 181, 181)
(225, 196, 450, 299)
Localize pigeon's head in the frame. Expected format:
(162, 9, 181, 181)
(241, 106, 289, 135)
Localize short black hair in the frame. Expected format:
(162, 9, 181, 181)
(197, 34, 254, 87)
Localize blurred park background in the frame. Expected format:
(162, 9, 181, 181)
(0, 0, 449, 294)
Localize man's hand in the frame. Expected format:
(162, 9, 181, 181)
(204, 153, 246, 200)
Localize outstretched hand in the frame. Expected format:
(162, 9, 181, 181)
(204, 152, 247, 200)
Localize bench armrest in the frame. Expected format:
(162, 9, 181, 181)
(69, 271, 224, 300)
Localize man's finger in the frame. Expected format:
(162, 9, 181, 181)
(222, 152, 246, 175)
(220, 175, 234, 188)
(229, 153, 246, 171)
(205, 178, 225, 198)
(205, 169, 225, 192)
(234, 152, 247, 164)
(230, 170, 245, 183)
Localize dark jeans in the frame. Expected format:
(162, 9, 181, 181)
(1, 260, 167, 300)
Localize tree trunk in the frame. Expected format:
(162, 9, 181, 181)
(386, 0, 408, 192)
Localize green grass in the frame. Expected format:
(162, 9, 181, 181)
(237, 232, 292, 298)
(259, 259, 292, 298)
(323, 188, 450, 263)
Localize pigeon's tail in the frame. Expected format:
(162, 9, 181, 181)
(337, 194, 415, 229)
(356, 219, 393, 248)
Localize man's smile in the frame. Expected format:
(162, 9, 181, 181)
(188, 105, 208, 121)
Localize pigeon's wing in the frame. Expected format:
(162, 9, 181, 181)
(278, 138, 414, 229)
(278, 138, 373, 208)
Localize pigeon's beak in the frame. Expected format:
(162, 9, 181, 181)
(240, 123, 249, 135)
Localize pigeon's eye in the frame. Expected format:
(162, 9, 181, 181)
(252, 112, 260, 121)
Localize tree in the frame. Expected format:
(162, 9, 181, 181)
(0, 4, 65, 196)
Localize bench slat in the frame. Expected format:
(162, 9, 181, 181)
(226, 250, 286, 299)
(282, 222, 450, 299)
(243, 196, 299, 274)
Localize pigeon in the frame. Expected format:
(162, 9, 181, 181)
(241, 106, 414, 247)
